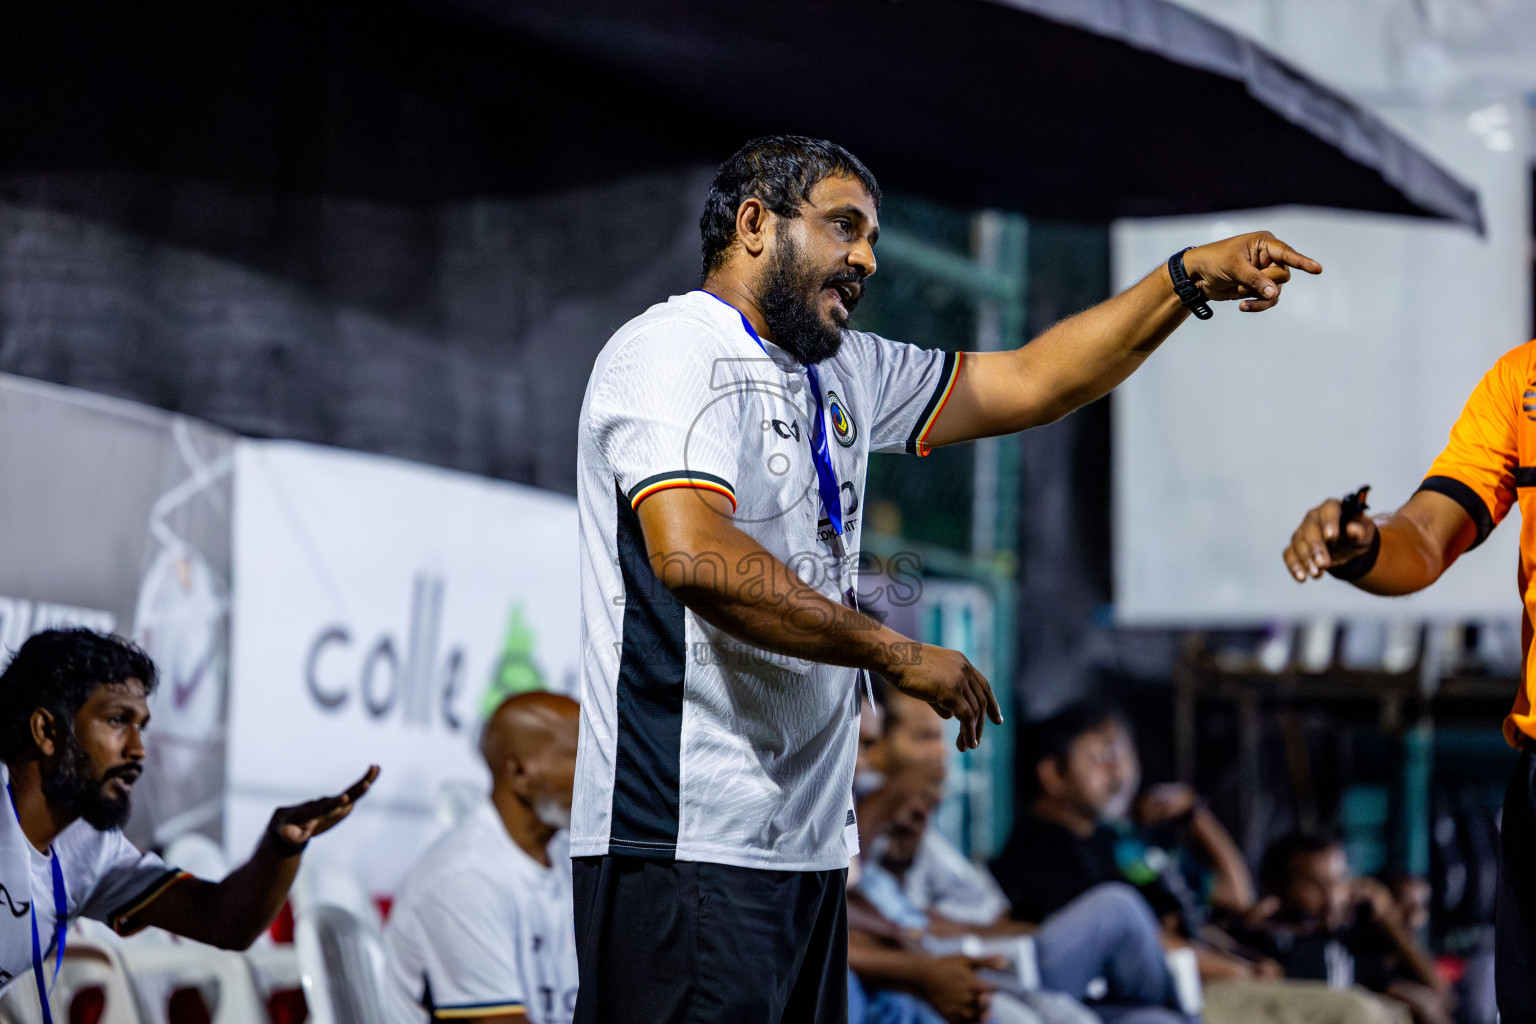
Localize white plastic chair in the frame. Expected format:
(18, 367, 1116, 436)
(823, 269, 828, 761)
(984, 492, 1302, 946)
(0, 920, 143, 1024)
(289, 859, 388, 1024)
(159, 837, 229, 886)
(242, 946, 305, 1024)
(116, 943, 265, 1024)
(432, 781, 484, 832)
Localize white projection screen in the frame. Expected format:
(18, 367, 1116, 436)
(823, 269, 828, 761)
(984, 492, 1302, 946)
(1112, 99, 1530, 625)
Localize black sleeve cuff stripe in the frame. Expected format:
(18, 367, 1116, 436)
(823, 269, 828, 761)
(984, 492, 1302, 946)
(107, 869, 191, 935)
(626, 471, 737, 510)
(905, 351, 960, 455)
(1417, 475, 1495, 551)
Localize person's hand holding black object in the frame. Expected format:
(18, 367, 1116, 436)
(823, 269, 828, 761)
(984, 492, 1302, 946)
(1285, 487, 1380, 581)
(918, 955, 1004, 1024)
(265, 765, 380, 856)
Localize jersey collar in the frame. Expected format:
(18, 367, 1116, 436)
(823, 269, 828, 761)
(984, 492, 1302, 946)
(691, 290, 801, 373)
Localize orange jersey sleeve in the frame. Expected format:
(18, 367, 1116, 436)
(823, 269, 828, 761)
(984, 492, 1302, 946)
(1418, 342, 1533, 548)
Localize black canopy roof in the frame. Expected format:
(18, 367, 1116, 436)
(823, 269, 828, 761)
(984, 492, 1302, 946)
(453, 0, 1482, 229)
(2, 0, 1479, 229)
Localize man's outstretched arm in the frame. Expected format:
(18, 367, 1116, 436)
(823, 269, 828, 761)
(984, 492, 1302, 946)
(1283, 489, 1478, 596)
(637, 488, 1001, 750)
(925, 232, 1322, 444)
(124, 766, 378, 949)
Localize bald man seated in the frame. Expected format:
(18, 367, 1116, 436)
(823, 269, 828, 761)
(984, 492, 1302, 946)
(384, 692, 580, 1024)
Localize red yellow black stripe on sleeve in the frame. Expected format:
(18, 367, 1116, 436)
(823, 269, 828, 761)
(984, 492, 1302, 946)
(108, 869, 194, 936)
(433, 1001, 526, 1019)
(905, 350, 964, 456)
(627, 471, 737, 511)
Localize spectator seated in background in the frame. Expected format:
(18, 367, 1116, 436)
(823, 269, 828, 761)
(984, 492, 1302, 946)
(384, 693, 579, 1024)
(865, 681, 1010, 931)
(851, 765, 1083, 1024)
(848, 693, 998, 1024)
(1228, 833, 1453, 1024)
(988, 702, 1272, 984)
(1090, 712, 1255, 922)
(851, 691, 1189, 1024)
(0, 629, 376, 999)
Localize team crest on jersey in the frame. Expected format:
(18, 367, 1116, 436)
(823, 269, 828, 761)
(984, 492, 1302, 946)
(1524, 387, 1536, 421)
(827, 391, 857, 447)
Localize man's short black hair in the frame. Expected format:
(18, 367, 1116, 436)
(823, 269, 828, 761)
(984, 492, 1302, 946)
(0, 629, 157, 760)
(1259, 830, 1342, 897)
(1018, 700, 1128, 800)
(699, 135, 882, 279)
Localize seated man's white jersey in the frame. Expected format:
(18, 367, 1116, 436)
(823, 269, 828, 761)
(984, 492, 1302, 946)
(385, 692, 580, 1024)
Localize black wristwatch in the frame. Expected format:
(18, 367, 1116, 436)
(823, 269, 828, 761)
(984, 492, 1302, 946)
(1167, 248, 1213, 320)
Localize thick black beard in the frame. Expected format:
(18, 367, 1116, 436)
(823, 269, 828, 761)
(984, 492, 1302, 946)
(757, 235, 857, 365)
(41, 736, 133, 831)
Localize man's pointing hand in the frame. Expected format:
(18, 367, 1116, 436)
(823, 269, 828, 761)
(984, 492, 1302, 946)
(1183, 231, 1322, 313)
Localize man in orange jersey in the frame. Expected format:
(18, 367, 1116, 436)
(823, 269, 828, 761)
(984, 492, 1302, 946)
(1285, 339, 1536, 1022)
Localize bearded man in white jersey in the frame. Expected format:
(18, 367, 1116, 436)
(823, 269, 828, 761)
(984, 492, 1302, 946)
(0, 629, 375, 1013)
(572, 135, 1321, 1024)
(385, 692, 580, 1024)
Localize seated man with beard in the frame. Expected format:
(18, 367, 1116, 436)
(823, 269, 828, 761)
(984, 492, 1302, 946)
(0, 629, 376, 999)
(384, 692, 580, 1024)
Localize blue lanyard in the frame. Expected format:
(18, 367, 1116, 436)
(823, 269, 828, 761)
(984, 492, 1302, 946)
(698, 291, 870, 705)
(7, 783, 66, 1024)
(698, 291, 845, 538)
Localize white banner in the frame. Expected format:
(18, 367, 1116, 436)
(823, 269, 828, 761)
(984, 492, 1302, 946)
(227, 441, 579, 893)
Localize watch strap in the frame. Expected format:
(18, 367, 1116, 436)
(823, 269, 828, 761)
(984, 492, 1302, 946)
(1327, 528, 1381, 582)
(1168, 247, 1213, 320)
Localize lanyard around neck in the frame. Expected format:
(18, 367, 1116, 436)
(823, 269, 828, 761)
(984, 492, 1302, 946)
(698, 291, 845, 539)
(7, 783, 67, 1024)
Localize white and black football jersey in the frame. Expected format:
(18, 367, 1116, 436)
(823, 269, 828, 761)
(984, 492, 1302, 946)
(572, 289, 959, 871)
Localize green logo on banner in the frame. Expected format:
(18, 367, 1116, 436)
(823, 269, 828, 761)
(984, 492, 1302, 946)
(481, 604, 546, 720)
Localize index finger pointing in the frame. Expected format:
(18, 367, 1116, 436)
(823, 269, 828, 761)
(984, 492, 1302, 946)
(1261, 238, 1322, 275)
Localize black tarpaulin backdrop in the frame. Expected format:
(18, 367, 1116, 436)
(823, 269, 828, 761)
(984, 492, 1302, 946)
(0, 1, 729, 492)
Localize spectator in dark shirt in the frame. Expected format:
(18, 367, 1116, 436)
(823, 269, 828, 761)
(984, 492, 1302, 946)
(1230, 833, 1452, 1024)
(989, 702, 1267, 983)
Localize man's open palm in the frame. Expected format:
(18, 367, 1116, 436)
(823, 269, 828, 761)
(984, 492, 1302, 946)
(271, 765, 379, 848)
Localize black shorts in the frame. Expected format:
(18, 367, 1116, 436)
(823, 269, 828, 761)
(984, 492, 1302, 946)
(572, 854, 848, 1024)
(1498, 744, 1536, 1023)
